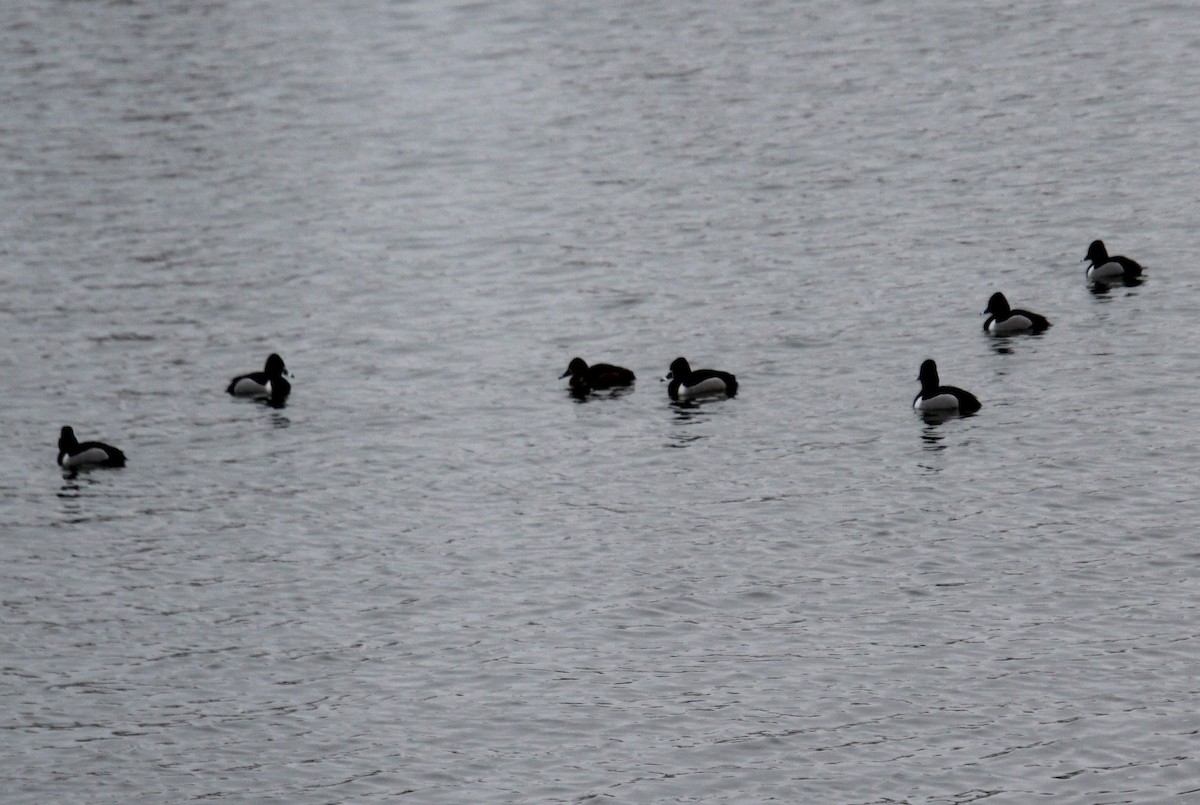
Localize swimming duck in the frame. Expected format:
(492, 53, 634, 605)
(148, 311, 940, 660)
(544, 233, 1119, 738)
(982, 291, 1051, 334)
(560, 357, 636, 393)
(227, 353, 291, 404)
(1084, 240, 1143, 281)
(913, 359, 980, 413)
(57, 426, 126, 468)
(663, 357, 738, 400)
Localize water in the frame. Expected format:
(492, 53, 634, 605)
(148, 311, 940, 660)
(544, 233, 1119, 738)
(3, 1, 1200, 802)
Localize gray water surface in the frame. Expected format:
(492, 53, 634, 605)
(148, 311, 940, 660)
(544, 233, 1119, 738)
(3, 1, 1200, 802)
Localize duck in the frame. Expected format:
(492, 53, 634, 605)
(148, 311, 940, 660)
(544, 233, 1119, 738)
(560, 357, 636, 393)
(663, 357, 738, 400)
(57, 426, 126, 468)
(982, 291, 1051, 334)
(227, 353, 291, 404)
(1084, 240, 1143, 281)
(913, 359, 980, 413)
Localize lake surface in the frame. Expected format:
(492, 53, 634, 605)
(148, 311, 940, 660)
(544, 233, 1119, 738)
(3, 1, 1200, 802)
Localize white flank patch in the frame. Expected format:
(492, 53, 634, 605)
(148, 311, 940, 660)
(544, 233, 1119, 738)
(232, 378, 269, 397)
(63, 447, 111, 467)
(1087, 261, 1125, 280)
(679, 377, 728, 398)
(990, 314, 1033, 334)
(914, 392, 959, 411)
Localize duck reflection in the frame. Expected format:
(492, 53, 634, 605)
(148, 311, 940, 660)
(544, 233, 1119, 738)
(987, 339, 1015, 356)
(670, 398, 723, 422)
(916, 406, 962, 424)
(918, 418, 948, 450)
(1089, 276, 1144, 297)
(568, 384, 635, 403)
(57, 475, 96, 523)
(665, 396, 739, 447)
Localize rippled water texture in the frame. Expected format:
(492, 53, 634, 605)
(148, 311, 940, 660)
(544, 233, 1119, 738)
(4, 1, 1200, 802)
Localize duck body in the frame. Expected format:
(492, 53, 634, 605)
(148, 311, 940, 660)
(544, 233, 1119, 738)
(1085, 240, 1143, 281)
(664, 357, 738, 400)
(227, 353, 291, 404)
(982, 291, 1051, 334)
(913, 359, 980, 414)
(560, 357, 636, 393)
(57, 426, 126, 468)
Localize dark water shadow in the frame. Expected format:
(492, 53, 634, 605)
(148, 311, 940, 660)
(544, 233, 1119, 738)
(228, 391, 291, 424)
(915, 408, 976, 450)
(919, 420, 947, 451)
(57, 468, 125, 523)
(58, 464, 125, 483)
(915, 408, 978, 425)
(567, 385, 635, 403)
(916, 424, 945, 451)
(227, 392, 289, 410)
(664, 396, 736, 447)
(58, 477, 86, 521)
(668, 397, 733, 422)
(1089, 276, 1144, 297)
(986, 330, 1049, 356)
(58, 476, 84, 496)
(665, 432, 706, 448)
(987, 339, 1015, 356)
